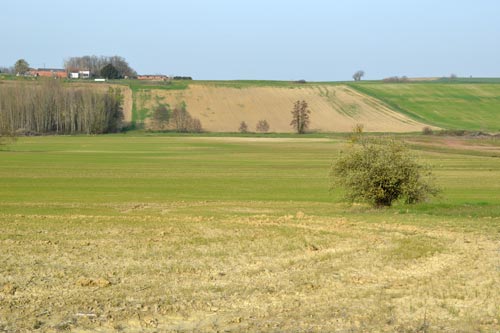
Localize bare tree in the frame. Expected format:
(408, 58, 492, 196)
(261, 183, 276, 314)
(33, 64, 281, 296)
(290, 100, 311, 134)
(171, 102, 191, 132)
(239, 121, 248, 133)
(169, 102, 202, 132)
(352, 70, 365, 81)
(189, 118, 203, 133)
(256, 120, 270, 133)
(152, 103, 170, 130)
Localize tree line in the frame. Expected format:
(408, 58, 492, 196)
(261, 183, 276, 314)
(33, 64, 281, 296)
(0, 80, 123, 135)
(64, 55, 136, 78)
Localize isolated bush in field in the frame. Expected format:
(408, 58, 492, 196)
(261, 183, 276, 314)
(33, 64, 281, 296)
(239, 121, 248, 133)
(330, 136, 440, 207)
(422, 126, 434, 135)
(290, 100, 311, 134)
(256, 120, 270, 133)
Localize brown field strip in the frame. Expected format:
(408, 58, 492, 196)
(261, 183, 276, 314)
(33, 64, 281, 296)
(137, 84, 432, 132)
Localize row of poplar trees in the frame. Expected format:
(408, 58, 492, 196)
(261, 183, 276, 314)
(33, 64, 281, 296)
(0, 80, 123, 135)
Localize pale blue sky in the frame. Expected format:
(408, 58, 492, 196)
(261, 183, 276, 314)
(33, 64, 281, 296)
(3, 0, 499, 80)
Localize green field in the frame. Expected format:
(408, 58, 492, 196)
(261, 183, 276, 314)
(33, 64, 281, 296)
(351, 82, 500, 132)
(1, 134, 499, 332)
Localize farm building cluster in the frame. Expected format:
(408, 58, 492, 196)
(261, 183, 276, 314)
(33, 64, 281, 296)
(20, 68, 169, 81)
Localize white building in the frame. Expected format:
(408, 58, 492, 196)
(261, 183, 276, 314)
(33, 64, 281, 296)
(79, 70, 90, 79)
(69, 70, 91, 79)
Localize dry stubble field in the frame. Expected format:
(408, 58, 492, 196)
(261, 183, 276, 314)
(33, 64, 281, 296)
(134, 84, 429, 132)
(0, 135, 499, 332)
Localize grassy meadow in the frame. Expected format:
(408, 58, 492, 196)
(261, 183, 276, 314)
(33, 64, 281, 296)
(1, 134, 499, 332)
(351, 82, 500, 132)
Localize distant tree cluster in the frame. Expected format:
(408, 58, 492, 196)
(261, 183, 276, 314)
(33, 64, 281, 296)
(0, 80, 123, 134)
(383, 76, 409, 83)
(173, 76, 193, 80)
(0, 66, 13, 74)
(152, 101, 202, 132)
(64, 55, 137, 78)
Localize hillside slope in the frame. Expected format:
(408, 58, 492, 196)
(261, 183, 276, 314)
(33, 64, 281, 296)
(351, 83, 500, 132)
(135, 84, 430, 132)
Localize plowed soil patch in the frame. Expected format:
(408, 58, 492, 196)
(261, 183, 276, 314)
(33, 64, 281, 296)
(138, 84, 431, 132)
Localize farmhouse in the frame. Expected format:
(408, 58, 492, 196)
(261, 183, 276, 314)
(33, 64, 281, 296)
(30, 68, 67, 78)
(69, 70, 91, 79)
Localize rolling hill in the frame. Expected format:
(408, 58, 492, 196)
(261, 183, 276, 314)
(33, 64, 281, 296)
(2, 77, 499, 133)
(132, 82, 431, 132)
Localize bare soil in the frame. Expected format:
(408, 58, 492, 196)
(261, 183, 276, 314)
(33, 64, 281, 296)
(1, 207, 498, 332)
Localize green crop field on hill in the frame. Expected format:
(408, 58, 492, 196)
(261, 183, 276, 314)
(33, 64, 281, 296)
(351, 82, 500, 132)
(1, 134, 499, 332)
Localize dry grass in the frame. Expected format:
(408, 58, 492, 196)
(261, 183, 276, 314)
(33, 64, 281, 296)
(1, 204, 498, 332)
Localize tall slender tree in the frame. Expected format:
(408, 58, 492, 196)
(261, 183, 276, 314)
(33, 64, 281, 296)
(290, 100, 311, 134)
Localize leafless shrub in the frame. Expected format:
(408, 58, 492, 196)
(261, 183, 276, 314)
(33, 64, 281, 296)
(256, 120, 270, 133)
(239, 121, 249, 133)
